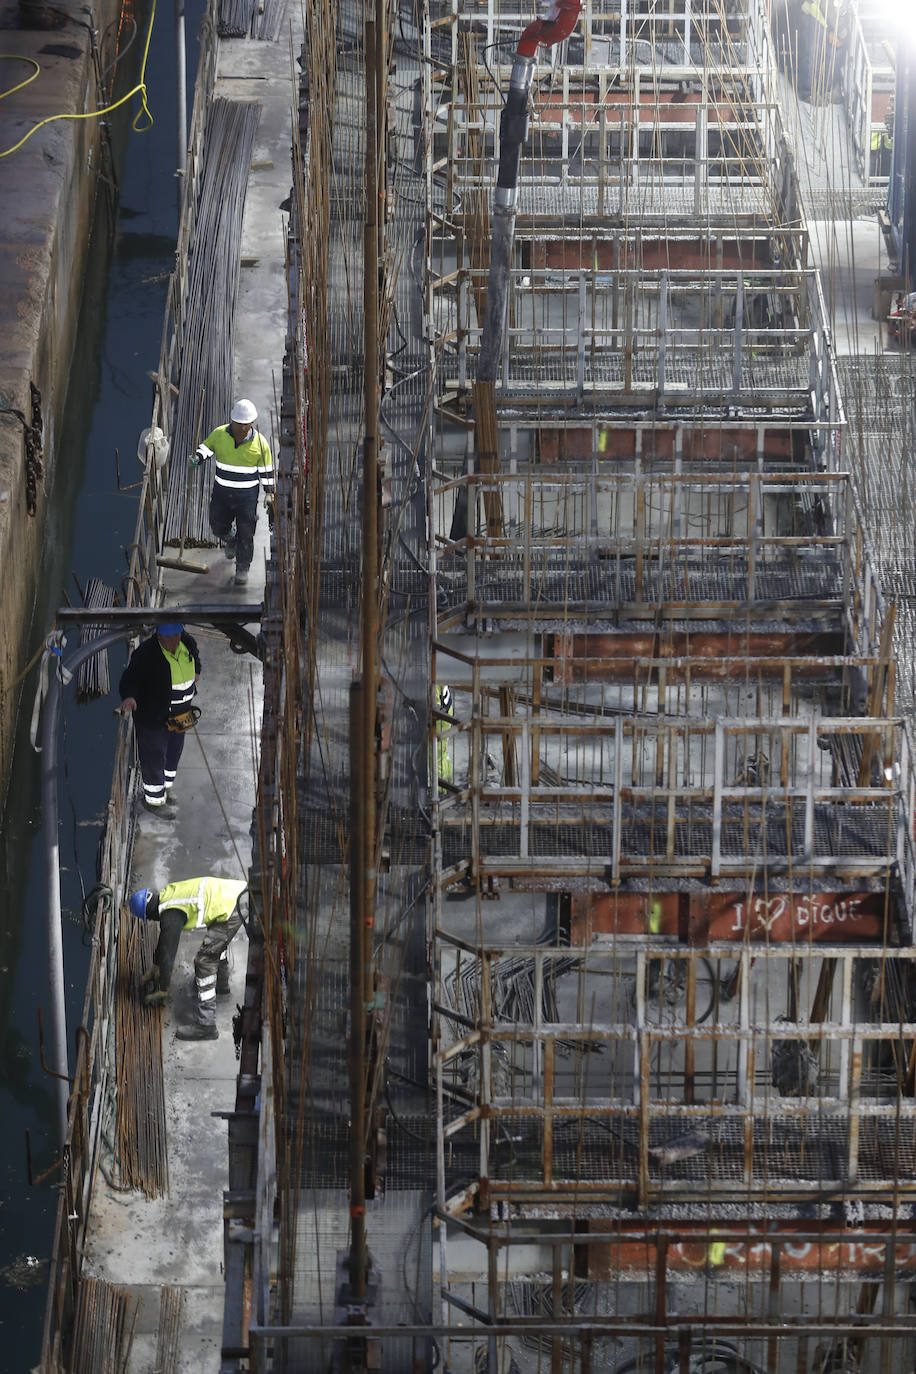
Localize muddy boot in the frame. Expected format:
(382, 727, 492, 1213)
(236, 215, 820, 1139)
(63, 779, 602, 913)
(176, 1004, 218, 1041)
(176, 1019, 218, 1041)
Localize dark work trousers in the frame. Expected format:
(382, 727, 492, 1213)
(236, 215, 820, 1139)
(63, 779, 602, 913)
(153, 910, 188, 992)
(194, 906, 244, 1013)
(135, 723, 185, 805)
(209, 484, 259, 571)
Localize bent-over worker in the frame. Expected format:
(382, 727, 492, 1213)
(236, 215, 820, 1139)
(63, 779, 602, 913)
(129, 876, 248, 1041)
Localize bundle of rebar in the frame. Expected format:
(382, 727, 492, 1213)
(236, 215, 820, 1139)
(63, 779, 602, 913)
(75, 579, 116, 703)
(115, 908, 169, 1197)
(254, 0, 286, 42)
(162, 99, 261, 548)
(219, 0, 285, 41)
(68, 1276, 138, 1373)
(155, 1286, 184, 1374)
(216, 0, 250, 37)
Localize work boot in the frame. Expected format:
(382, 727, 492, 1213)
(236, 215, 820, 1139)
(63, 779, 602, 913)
(234, 566, 249, 586)
(176, 1019, 218, 1041)
(216, 961, 231, 996)
(223, 536, 236, 560)
(142, 798, 176, 819)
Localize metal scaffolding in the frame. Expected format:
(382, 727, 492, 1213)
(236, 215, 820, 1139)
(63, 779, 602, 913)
(424, 0, 916, 1369)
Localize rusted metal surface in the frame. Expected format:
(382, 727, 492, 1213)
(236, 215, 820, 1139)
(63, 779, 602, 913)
(570, 887, 891, 943)
(552, 637, 846, 682)
(580, 1223, 916, 1281)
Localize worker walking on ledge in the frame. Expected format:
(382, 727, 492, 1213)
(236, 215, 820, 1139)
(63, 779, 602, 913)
(191, 397, 274, 587)
(129, 877, 248, 1040)
(119, 622, 201, 815)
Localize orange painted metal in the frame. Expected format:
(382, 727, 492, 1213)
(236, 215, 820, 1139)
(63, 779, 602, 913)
(552, 631, 842, 682)
(537, 426, 795, 462)
(544, 240, 768, 271)
(580, 1222, 916, 1279)
(572, 890, 888, 944)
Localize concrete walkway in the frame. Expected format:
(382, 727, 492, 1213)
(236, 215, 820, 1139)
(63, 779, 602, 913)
(81, 19, 297, 1370)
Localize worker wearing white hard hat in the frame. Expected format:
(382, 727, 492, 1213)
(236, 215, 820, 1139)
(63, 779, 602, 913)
(190, 397, 275, 586)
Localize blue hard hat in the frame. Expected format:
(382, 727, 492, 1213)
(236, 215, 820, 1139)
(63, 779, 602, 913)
(158, 622, 183, 637)
(129, 889, 152, 920)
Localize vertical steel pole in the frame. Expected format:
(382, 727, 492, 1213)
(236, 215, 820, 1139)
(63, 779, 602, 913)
(347, 13, 381, 1317)
(175, 0, 187, 224)
(349, 680, 368, 1305)
(40, 629, 127, 1149)
(41, 666, 70, 1148)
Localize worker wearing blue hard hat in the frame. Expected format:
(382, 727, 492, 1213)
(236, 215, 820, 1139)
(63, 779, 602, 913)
(129, 876, 248, 1040)
(119, 622, 202, 816)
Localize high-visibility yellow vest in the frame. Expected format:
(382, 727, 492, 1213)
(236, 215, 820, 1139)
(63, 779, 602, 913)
(161, 640, 196, 714)
(200, 424, 274, 493)
(436, 685, 454, 782)
(158, 877, 248, 930)
(801, 0, 828, 25)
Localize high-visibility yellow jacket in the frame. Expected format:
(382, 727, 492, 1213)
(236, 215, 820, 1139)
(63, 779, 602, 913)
(199, 424, 274, 494)
(158, 877, 248, 930)
(801, 0, 827, 24)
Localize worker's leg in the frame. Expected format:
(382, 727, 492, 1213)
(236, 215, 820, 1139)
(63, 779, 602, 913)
(208, 483, 234, 543)
(233, 494, 259, 573)
(152, 910, 186, 992)
(134, 724, 169, 807)
(194, 908, 243, 1007)
(163, 731, 186, 791)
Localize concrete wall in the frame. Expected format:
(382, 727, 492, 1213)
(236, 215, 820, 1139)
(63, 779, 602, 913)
(0, 1, 122, 823)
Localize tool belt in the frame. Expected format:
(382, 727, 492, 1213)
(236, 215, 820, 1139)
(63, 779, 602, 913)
(165, 705, 202, 733)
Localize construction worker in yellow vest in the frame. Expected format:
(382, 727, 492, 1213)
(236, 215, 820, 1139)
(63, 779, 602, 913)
(190, 397, 274, 587)
(436, 684, 454, 787)
(128, 877, 248, 1041)
(871, 125, 892, 178)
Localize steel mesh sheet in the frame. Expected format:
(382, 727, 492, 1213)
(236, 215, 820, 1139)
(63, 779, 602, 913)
(443, 1114, 916, 1192)
(438, 800, 895, 865)
(435, 553, 844, 609)
(453, 179, 778, 223)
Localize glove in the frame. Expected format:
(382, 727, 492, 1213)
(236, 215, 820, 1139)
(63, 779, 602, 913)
(189, 443, 214, 468)
(265, 492, 275, 531)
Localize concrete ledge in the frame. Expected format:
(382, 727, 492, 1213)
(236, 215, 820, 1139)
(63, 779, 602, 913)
(0, 0, 121, 814)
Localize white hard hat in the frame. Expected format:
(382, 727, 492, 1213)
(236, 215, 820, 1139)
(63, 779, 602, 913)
(230, 398, 258, 424)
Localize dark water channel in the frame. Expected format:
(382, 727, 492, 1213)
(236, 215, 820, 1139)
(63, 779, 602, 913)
(0, 3, 203, 1363)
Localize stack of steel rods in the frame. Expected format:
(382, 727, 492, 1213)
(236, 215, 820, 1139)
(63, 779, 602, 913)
(162, 99, 261, 547)
(254, 0, 286, 42)
(69, 1276, 138, 1373)
(216, 0, 250, 37)
(115, 910, 169, 1197)
(155, 1286, 184, 1374)
(75, 579, 116, 703)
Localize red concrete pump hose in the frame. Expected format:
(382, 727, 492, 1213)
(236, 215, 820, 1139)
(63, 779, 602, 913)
(516, 0, 582, 57)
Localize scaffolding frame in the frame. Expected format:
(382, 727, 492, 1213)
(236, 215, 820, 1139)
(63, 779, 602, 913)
(425, 0, 916, 1368)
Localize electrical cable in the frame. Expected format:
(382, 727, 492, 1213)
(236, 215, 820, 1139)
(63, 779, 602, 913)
(0, 55, 39, 101)
(0, 0, 156, 160)
(99, 15, 138, 81)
